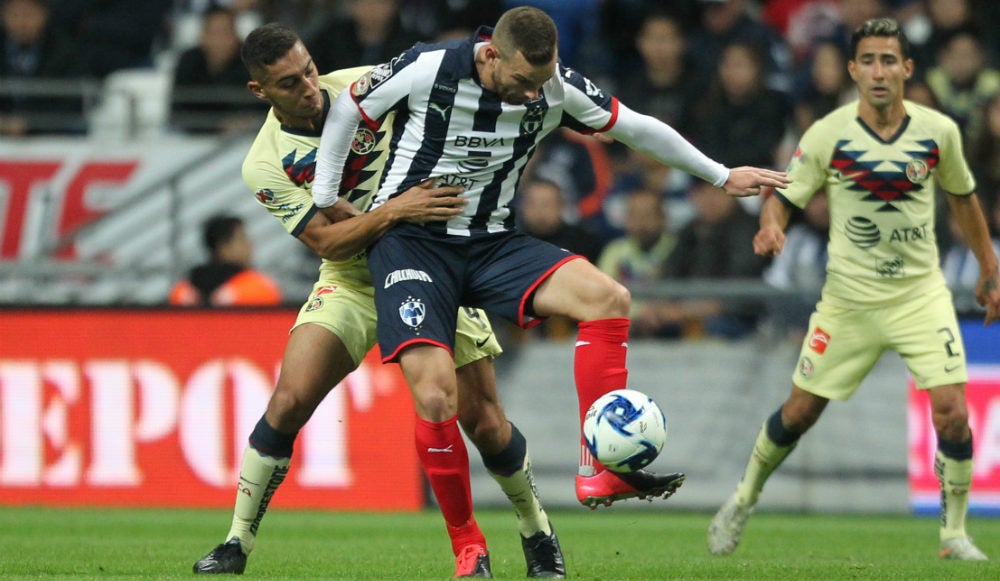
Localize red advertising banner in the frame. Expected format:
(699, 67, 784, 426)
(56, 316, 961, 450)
(908, 367, 1000, 514)
(0, 309, 422, 511)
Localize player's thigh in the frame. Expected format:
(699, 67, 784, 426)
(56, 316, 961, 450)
(274, 323, 356, 406)
(292, 279, 379, 365)
(888, 286, 968, 390)
(465, 233, 584, 325)
(793, 301, 884, 401)
(454, 307, 502, 368)
(531, 257, 628, 321)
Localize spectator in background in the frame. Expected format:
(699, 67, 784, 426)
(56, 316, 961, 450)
(663, 180, 769, 338)
(597, 188, 682, 338)
(169, 214, 282, 306)
(687, 41, 790, 169)
(614, 10, 697, 133)
(0, 0, 85, 135)
(307, 0, 419, 71)
(171, 6, 263, 133)
(398, 0, 503, 40)
(687, 0, 793, 94)
(924, 28, 1000, 131)
(792, 40, 855, 137)
(517, 178, 604, 263)
(966, 92, 1000, 204)
(53, 0, 172, 78)
(907, 0, 977, 74)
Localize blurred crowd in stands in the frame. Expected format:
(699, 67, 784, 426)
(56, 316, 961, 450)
(3, 0, 1000, 340)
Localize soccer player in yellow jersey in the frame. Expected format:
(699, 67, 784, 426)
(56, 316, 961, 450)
(708, 18, 1000, 561)
(193, 24, 564, 578)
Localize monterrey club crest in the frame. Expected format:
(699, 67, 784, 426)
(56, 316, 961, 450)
(520, 106, 545, 136)
(399, 296, 426, 330)
(905, 158, 929, 183)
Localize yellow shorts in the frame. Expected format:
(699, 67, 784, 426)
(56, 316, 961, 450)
(292, 272, 501, 367)
(794, 285, 966, 400)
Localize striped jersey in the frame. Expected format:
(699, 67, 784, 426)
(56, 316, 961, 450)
(243, 67, 391, 281)
(347, 26, 618, 236)
(777, 100, 976, 307)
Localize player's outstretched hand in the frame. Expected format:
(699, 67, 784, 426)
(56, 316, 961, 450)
(753, 225, 786, 257)
(976, 270, 1000, 326)
(723, 167, 792, 198)
(390, 179, 467, 223)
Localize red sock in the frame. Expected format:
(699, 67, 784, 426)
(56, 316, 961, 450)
(415, 415, 484, 554)
(575, 318, 630, 472)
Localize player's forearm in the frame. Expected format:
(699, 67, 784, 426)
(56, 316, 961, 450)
(951, 194, 999, 275)
(607, 102, 729, 187)
(760, 192, 793, 231)
(308, 203, 403, 261)
(313, 91, 363, 209)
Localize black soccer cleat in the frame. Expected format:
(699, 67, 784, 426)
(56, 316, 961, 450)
(193, 538, 247, 574)
(521, 523, 566, 578)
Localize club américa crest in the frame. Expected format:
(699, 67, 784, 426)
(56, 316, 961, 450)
(905, 158, 929, 183)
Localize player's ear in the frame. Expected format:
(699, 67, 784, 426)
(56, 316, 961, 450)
(903, 58, 914, 80)
(247, 81, 266, 100)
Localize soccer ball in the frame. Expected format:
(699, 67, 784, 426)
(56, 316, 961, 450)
(583, 389, 667, 473)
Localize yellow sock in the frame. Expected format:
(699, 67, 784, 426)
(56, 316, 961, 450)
(225, 445, 290, 554)
(734, 421, 796, 506)
(488, 452, 550, 538)
(935, 451, 973, 541)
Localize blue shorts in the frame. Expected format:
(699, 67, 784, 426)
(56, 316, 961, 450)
(369, 223, 581, 362)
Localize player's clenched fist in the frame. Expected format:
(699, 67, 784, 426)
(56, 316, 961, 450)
(753, 225, 785, 257)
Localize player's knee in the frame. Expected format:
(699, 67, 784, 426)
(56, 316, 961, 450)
(459, 404, 507, 452)
(265, 389, 316, 433)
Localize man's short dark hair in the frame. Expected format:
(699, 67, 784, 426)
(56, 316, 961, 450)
(241, 23, 301, 76)
(203, 215, 243, 255)
(850, 18, 912, 61)
(493, 6, 558, 65)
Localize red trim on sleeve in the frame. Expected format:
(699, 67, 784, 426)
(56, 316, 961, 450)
(349, 88, 378, 126)
(595, 97, 620, 133)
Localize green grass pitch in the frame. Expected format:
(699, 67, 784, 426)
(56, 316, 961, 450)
(1, 506, 998, 580)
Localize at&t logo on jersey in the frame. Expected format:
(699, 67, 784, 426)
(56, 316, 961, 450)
(399, 297, 426, 330)
(808, 327, 831, 354)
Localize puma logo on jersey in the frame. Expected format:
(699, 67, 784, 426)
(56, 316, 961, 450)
(428, 102, 451, 121)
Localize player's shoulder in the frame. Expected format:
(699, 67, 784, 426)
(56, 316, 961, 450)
(813, 101, 859, 129)
(319, 67, 372, 93)
(903, 99, 960, 131)
(242, 113, 284, 178)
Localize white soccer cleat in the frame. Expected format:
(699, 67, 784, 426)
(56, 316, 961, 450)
(940, 536, 988, 561)
(707, 494, 754, 555)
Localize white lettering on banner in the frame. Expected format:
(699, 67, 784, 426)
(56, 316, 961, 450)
(180, 359, 274, 487)
(0, 357, 361, 490)
(979, 399, 1000, 478)
(909, 386, 1000, 479)
(43, 361, 82, 486)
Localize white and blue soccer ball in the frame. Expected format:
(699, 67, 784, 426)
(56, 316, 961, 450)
(583, 389, 667, 473)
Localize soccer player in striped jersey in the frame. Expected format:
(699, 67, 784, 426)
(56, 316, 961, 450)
(312, 6, 790, 513)
(193, 24, 564, 578)
(708, 18, 1000, 561)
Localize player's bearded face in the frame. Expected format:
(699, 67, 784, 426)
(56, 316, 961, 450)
(490, 49, 554, 106)
(262, 44, 324, 121)
(849, 37, 913, 109)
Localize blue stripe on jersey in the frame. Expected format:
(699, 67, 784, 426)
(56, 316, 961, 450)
(470, 103, 548, 231)
(398, 47, 468, 196)
(473, 91, 502, 132)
